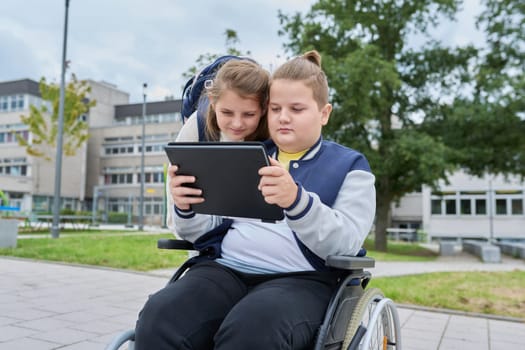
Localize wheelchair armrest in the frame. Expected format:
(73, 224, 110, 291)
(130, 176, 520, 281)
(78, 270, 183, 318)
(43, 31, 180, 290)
(157, 239, 195, 250)
(326, 255, 375, 270)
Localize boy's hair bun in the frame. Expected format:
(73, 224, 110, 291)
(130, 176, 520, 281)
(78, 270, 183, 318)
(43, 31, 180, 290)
(302, 50, 321, 67)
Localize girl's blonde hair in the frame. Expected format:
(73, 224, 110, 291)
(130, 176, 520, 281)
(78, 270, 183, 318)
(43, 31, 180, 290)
(204, 59, 270, 141)
(271, 50, 329, 109)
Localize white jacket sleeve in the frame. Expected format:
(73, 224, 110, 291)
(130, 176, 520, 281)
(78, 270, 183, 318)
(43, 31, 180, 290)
(176, 112, 200, 142)
(166, 112, 201, 237)
(285, 170, 376, 257)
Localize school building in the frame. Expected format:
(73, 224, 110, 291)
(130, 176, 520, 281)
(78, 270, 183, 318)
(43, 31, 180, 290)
(1, 77, 524, 238)
(0, 78, 182, 226)
(391, 171, 524, 241)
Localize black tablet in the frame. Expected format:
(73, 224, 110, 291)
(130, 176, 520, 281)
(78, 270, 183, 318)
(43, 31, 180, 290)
(164, 142, 284, 222)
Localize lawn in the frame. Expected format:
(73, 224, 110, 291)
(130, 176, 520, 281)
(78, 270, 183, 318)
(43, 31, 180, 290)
(0, 233, 187, 271)
(363, 238, 438, 261)
(369, 270, 525, 319)
(1, 232, 524, 319)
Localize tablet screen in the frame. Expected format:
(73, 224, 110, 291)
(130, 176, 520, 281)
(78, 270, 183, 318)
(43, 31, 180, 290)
(164, 142, 284, 222)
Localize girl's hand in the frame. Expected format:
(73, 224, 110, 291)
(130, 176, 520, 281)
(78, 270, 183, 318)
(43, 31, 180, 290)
(258, 157, 298, 208)
(168, 165, 204, 210)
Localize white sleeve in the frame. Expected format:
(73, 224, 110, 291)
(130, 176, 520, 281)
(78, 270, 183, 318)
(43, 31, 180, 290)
(175, 112, 201, 142)
(166, 112, 200, 237)
(286, 170, 376, 257)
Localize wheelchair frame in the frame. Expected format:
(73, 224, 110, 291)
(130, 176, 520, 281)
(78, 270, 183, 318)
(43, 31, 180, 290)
(106, 239, 402, 350)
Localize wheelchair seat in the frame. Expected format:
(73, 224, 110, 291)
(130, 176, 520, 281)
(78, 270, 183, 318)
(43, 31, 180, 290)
(106, 239, 402, 350)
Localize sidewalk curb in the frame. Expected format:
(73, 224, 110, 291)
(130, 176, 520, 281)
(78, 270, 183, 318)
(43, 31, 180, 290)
(396, 303, 525, 323)
(0, 255, 172, 279)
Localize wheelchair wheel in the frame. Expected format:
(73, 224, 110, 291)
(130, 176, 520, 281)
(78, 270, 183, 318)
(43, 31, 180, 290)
(341, 288, 400, 350)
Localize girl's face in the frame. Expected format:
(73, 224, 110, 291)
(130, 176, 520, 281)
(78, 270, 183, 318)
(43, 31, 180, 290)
(268, 79, 331, 153)
(212, 89, 263, 141)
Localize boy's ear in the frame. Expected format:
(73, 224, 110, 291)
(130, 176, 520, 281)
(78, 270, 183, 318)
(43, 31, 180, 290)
(320, 103, 332, 126)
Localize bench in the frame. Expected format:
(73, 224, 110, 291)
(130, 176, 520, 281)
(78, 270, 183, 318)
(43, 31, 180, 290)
(462, 240, 501, 263)
(0, 219, 18, 248)
(494, 242, 525, 260)
(439, 241, 457, 256)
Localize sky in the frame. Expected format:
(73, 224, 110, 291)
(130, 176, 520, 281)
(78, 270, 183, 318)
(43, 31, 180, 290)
(0, 0, 484, 103)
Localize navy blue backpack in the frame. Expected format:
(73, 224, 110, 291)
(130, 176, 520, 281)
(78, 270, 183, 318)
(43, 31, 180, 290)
(181, 55, 253, 141)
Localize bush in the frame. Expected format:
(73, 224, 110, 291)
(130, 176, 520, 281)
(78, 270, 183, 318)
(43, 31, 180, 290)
(107, 212, 128, 224)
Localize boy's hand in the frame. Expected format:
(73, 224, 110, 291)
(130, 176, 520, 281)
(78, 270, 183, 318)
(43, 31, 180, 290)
(258, 157, 298, 209)
(168, 165, 204, 210)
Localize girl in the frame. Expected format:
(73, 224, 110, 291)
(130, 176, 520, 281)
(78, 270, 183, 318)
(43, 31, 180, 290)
(176, 58, 269, 142)
(166, 59, 270, 227)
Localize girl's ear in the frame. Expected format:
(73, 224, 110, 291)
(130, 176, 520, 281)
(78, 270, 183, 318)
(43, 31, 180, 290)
(207, 93, 215, 109)
(320, 103, 332, 126)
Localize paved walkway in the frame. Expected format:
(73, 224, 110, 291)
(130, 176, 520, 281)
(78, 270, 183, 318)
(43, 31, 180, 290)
(1, 252, 524, 349)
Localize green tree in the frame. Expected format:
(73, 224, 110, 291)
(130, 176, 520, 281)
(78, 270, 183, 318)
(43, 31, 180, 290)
(17, 74, 96, 160)
(423, 0, 525, 178)
(0, 190, 8, 206)
(181, 29, 252, 83)
(278, 0, 524, 251)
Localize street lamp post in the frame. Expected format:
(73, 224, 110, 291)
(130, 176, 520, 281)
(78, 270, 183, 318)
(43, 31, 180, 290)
(139, 83, 147, 231)
(91, 186, 99, 226)
(51, 0, 71, 239)
(488, 175, 494, 243)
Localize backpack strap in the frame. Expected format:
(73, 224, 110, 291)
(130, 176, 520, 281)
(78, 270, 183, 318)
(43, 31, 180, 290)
(196, 98, 208, 141)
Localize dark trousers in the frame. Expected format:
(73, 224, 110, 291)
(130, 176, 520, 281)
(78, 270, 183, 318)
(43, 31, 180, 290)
(134, 261, 339, 350)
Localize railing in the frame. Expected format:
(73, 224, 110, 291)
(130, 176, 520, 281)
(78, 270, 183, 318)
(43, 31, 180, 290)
(386, 228, 418, 242)
(32, 215, 92, 231)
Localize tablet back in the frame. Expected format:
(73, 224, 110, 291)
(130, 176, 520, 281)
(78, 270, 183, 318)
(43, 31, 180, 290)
(165, 142, 284, 222)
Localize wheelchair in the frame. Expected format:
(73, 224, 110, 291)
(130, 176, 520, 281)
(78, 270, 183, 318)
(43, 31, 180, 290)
(106, 238, 402, 350)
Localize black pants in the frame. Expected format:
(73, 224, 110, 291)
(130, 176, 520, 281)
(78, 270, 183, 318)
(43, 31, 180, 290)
(134, 261, 340, 350)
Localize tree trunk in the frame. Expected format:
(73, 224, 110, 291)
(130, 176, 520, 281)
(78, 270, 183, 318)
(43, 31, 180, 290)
(374, 193, 392, 252)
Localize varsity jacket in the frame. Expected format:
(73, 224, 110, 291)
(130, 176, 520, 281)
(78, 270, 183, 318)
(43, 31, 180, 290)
(172, 137, 376, 271)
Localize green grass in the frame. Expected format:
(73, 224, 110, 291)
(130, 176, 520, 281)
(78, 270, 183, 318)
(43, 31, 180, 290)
(364, 238, 438, 261)
(0, 233, 187, 271)
(2, 234, 436, 269)
(369, 270, 525, 319)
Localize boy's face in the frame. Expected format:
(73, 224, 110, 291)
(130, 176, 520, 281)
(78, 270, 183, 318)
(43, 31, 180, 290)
(268, 79, 331, 153)
(212, 89, 263, 141)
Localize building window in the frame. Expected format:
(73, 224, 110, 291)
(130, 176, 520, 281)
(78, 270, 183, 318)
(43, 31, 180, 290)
(475, 199, 486, 215)
(0, 96, 8, 111)
(0, 157, 28, 177)
(17, 95, 25, 110)
(33, 196, 51, 212)
(138, 143, 165, 154)
(495, 199, 507, 215)
(143, 171, 164, 183)
(108, 198, 129, 213)
(493, 191, 523, 216)
(445, 199, 456, 215)
(431, 189, 523, 217)
(431, 199, 442, 214)
(103, 144, 135, 155)
(144, 197, 163, 215)
(103, 167, 135, 184)
(511, 199, 523, 215)
(7, 94, 25, 111)
(460, 199, 471, 214)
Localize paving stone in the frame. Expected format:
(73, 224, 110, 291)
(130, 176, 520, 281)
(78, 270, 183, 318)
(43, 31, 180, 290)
(2, 252, 525, 350)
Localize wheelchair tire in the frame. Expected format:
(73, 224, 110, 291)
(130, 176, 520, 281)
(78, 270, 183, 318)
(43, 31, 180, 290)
(341, 287, 397, 350)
